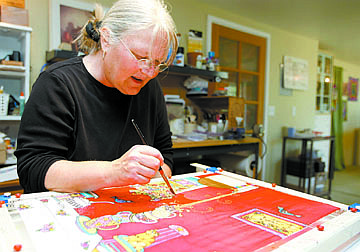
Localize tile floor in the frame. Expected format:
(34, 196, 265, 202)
(330, 165, 360, 205)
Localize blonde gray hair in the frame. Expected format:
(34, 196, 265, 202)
(74, 0, 178, 66)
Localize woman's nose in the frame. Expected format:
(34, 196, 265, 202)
(141, 66, 158, 78)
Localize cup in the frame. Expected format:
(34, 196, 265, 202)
(287, 127, 296, 137)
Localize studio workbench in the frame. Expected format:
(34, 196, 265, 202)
(172, 137, 260, 178)
(0, 166, 359, 252)
(0, 137, 261, 195)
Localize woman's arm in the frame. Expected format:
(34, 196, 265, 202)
(45, 145, 166, 192)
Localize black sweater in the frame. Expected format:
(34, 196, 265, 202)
(15, 57, 173, 193)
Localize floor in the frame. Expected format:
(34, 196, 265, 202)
(330, 165, 360, 205)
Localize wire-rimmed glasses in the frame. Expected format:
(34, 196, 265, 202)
(119, 38, 168, 74)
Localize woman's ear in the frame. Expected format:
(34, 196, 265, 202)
(100, 27, 110, 51)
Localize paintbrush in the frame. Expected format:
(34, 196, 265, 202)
(131, 119, 176, 195)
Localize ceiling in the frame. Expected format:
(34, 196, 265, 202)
(196, 0, 360, 66)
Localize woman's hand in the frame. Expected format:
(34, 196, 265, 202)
(45, 145, 171, 192)
(110, 145, 165, 186)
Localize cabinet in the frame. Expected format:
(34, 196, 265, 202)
(0, 22, 32, 165)
(158, 65, 243, 129)
(189, 96, 244, 129)
(316, 53, 333, 112)
(281, 136, 335, 199)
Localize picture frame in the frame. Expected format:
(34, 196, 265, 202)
(283, 56, 309, 90)
(49, 0, 95, 51)
(348, 77, 359, 101)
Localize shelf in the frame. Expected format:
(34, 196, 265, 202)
(189, 96, 234, 107)
(0, 66, 26, 75)
(0, 22, 31, 135)
(285, 135, 334, 141)
(281, 136, 334, 198)
(189, 96, 244, 129)
(0, 179, 22, 194)
(0, 22, 32, 33)
(161, 65, 228, 81)
(4, 158, 16, 165)
(0, 115, 21, 121)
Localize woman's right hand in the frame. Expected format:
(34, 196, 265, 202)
(109, 145, 165, 186)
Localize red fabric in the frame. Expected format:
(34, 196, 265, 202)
(74, 174, 339, 251)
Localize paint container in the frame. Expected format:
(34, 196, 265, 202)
(287, 127, 296, 137)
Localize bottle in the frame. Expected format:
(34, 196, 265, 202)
(196, 55, 202, 69)
(173, 47, 184, 67)
(217, 119, 224, 133)
(19, 91, 25, 116)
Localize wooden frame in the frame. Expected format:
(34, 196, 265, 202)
(211, 23, 266, 131)
(49, 0, 94, 51)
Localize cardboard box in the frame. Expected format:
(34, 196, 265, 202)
(0, 5, 28, 26)
(0, 0, 24, 8)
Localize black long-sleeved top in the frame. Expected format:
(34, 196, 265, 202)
(15, 57, 173, 193)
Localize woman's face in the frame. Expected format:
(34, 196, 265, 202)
(102, 29, 168, 95)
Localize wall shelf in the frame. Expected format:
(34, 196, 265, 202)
(0, 115, 21, 121)
(161, 65, 228, 82)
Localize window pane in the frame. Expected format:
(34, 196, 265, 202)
(325, 57, 331, 74)
(316, 96, 321, 111)
(317, 55, 322, 72)
(241, 43, 259, 72)
(244, 104, 257, 130)
(316, 81, 321, 95)
(219, 37, 238, 68)
(324, 82, 330, 95)
(227, 71, 238, 97)
(240, 74, 258, 101)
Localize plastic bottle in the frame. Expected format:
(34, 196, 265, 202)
(19, 91, 25, 116)
(217, 119, 224, 133)
(196, 55, 202, 69)
(173, 47, 184, 67)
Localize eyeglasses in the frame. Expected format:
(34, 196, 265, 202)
(119, 38, 168, 74)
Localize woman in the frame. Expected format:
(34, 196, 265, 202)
(15, 0, 178, 193)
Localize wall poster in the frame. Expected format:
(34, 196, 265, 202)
(283, 56, 309, 90)
(348, 77, 359, 101)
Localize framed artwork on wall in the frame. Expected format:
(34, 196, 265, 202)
(283, 56, 309, 91)
(348, 77, 359, 101)
(49, 0, 94, 51)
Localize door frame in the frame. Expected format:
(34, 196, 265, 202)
(206, 15, 271, 181)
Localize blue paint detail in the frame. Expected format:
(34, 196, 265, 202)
(0, 195, 10, 203)
(206, 167, 222, 173)
(348, 203, 360, 212)
(111, 196, 133, 204)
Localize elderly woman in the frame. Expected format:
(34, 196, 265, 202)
(15, 0, 178, 193)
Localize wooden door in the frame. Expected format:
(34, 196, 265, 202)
(212, 23, 266, 131)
